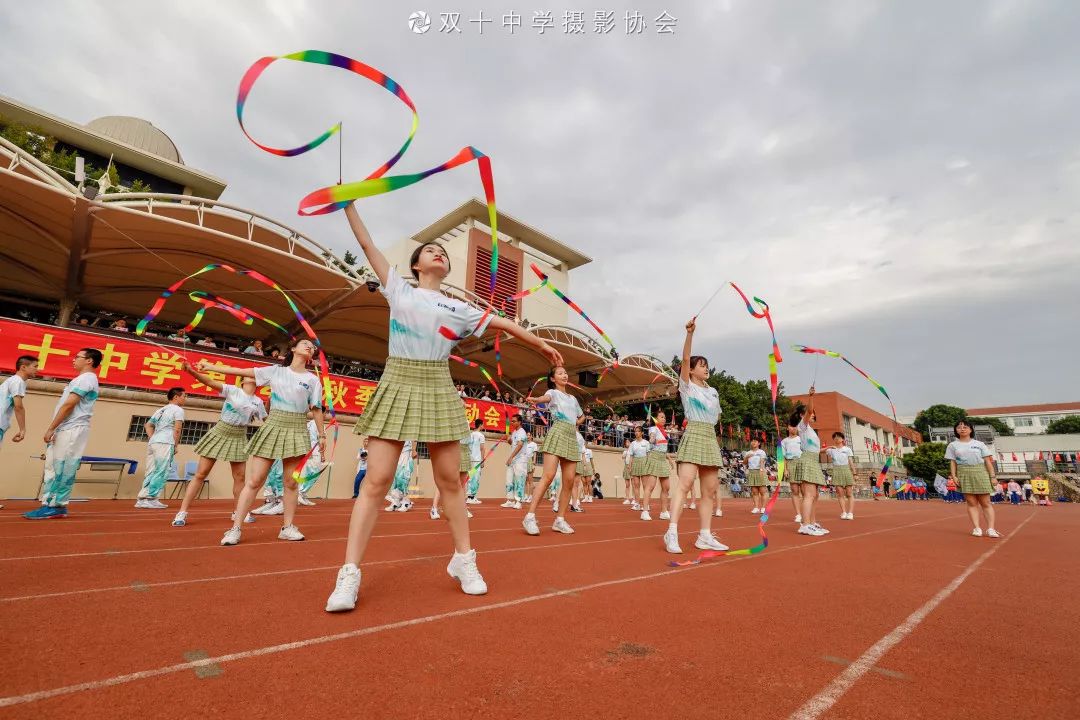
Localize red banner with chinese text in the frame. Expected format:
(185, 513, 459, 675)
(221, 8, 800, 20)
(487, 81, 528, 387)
(0, 318, 515, 430)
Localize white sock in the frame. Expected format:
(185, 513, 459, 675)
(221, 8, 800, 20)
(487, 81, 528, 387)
(668, 522, 677, 533)
(342, 562, 358, 572)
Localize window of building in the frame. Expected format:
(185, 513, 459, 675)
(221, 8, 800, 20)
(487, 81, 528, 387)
(1013, 417, 1034, 428)
(1039, 416, 1058, 426)
(127, 415, 252, 445)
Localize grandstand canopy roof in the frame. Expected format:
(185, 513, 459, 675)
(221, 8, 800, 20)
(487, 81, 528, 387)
(0, 137, 674, 407)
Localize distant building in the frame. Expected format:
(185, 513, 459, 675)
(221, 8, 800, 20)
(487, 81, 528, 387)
(788, 391, 922, 462)
(965, 402, 1080, 436)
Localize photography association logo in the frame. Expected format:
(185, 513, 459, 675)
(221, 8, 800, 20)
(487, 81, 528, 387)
(408, 11, 431, 34)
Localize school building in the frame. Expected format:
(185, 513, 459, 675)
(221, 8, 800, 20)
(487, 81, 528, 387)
(787, 391, 922, 467)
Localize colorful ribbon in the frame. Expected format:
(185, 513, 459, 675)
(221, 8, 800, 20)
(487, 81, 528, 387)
(669, 283, 786, 567)
(527, 263, 617, 359)
(791, 345, 900, 488)
(237, 50, 501, 348)
(135, 263, 340, 479)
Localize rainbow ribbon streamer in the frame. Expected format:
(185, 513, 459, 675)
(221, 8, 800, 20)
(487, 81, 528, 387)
(669, 283, 786, 568)
(528, 264, 617, 359)
(135, 263, 340, 479)
(791, 345, 901, 488)
(236, 50, 500, 340)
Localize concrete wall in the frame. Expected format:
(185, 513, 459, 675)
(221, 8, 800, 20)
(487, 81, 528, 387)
(0, 383, 633, 501)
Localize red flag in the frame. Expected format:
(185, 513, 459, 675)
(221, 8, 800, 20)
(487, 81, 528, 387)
(1011, 452, 1018, 462)
(744, 427, 751, 441)
(1038, 451, 1044, 460)
(727, 424, 734, 438)
(865, 438, 871, 447)
(1055, 453, 1062, 462)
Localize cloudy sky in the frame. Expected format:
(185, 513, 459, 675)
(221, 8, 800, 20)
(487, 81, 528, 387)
(3, 1, 1078, 415)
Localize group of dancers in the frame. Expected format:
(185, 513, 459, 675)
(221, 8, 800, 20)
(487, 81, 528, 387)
(3, 200, 1009, 614)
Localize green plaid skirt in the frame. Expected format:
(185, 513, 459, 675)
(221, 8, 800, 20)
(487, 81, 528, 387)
(354, 357, 467, 443)
(623, 464, 631, 480)
(957, 464, 993, 495)
(646, 450, 671, 478)
(676, 421, 722, 468)
(575, 461, 595, 476)
(542, 420, 580, 462)
(746, 468, 766, 487)
(247, 409, 310, 460)
(793, 451, 825, 485)
(459, 443, 472, 473)
(831, 465, 854, 487)
(194, 421, 249, 462)
(630, 456, 649, 477)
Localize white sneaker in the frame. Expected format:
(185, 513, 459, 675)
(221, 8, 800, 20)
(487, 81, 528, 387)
(265, 501, 283, 515)
(986, 528, 1000, 538)
(523, 513, 540, 535)
(278, 524, 305, 541)
(690, 503, 697, 510)
(847, 513, 854, 520)
(524, 495, 532, 502)
(663, 529, 683, 554)
(512, 501, 522, 510)
(501, 500, 515, 508)
(971, 527, 983, 537)
(751, 508, 760, 514)
(659, 510, 671, 520)
(552, 502, 559, 513)
(171, 511, 187, 527)
(395, 501, 412, 512)
(695, 533, 729, 551)
(552, 517, 575, 534)
(811, 523, 830, 535)
(799, 524, 825, 536)
(714, 509, 723, 518)
(640, 510, 652, 521)
(631, 502, 641, 512)
(133, 499, 150, 509)
(220, 526, 242, 546)
(429, 507, 440, 520)
(325, 563, 361, 612)
(447, 549, 488, 595)
(145, 499, 167, 509)
(297, 493, 316, 507)
(794, 514, 802, 524)
(623, 498, 631, 505)
(467, 509, 474, 519)
(251, 501, 278, 515)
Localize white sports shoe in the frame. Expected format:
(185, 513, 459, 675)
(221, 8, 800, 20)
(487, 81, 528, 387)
(695, 533, 729, 552)
(987, 528, 1001, 538)
(663, 529, 683, 554)
(552, 517, 575, 534)
(325, 563, 361, 612)
(429, 507, 440, 520)
(251, 501, 278, 515)
(751, 508, 760, 514)
(220, 526, 242, 546)
(144, 499, 167, 509)
(794, 514, 803, 524)
(714, 509, 723, 518)
(501, 500, 516, 508)
(631, 502, 641, 512)
(133, 499, 150, 509)
(467, 509, 474, 519)
(690, 503, 697, 510)
(244, 512, 256, 524)
(971, 527, 983, 537)
(811, 523, 830, 535)
(798, 524, 825, 537)
(395, 501, 412, 512)
(512, 501, 522, 510)
(171, 511, 187, 527)
(278, 524, 305, 541)
(297, 493, 316, 507)
(447, 549, 488, 595)
(265, 501, 284, 516)
(623, 498, 631, 505)
(523, 513, 540, 535)
(659, 510, 671, 520)
(640, 510, 652, 521)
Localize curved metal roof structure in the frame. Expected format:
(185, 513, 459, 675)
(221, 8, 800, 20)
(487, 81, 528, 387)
(85, 116, 184, 164)
(0, 136, 675, 403)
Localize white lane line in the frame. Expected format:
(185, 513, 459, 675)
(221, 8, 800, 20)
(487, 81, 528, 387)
(0, 527, 715, 603)
(788, 510, 1037, 720)
(0, 515, 949, 708)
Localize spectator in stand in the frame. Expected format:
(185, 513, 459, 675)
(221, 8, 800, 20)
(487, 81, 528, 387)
(480, 389, 492, 401)
(168, 329, 189, 343)
(457, 384, 467, 399)
(196, 336, 216, 348)
(269, 348, 282, 359)
(76, 317, 90, 327)
(110, 318, 130, 332)
(243, 339, 265, 356)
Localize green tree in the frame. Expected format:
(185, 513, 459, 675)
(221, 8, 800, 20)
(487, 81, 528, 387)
(343, 251, 358, 266)
(904, 442, 950, 481)
(912, 404, 967, 440)
(1046, 415, 1080, 434)
(968, 416, 1013, 437)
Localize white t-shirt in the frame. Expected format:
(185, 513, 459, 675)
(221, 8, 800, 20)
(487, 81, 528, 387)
(356, 448, 368, 471)
(781, 436, 802, 460)
(148, 403, 185, 446)
(254, 365, 322, 414)
(0, 374, 27, 433)
(648, 425, 668, 453)
(679, 378, 721, 425)
(54, 372, 99, 430)
(945, 439, 992, 466)
(583, 447, 593, 463)
(220, 385, 267, 427)
(382, 267, 493, 361)
(468, 430, 485, 462)
(525, 440, 538, 462)
(546, 389, 582, 424)
(743, 448, 768, 470)
(576, 431, 586, 455)
(622, 447, 632, 466)
(826, 446, 854, 467)
(509, 428, 529, 465)
(798, 417, 820, 452)
(630, 439, 650, 458)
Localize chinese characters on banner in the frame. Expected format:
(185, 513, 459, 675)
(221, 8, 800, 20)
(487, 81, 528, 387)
(0, 319, 515, 431)
(420, 9, 677, 35)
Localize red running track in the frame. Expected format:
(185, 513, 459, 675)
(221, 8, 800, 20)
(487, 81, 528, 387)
(0, 498, 1076, 719)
